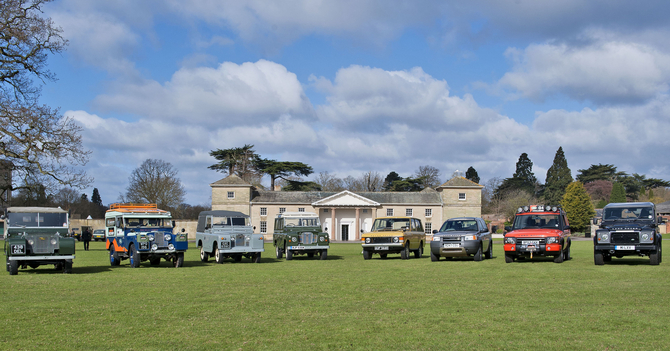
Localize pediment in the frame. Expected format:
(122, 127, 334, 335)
(312, 190, 379, 207)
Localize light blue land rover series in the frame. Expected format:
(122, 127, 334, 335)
(196, 210, 264, 263)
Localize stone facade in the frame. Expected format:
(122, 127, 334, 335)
(211, 175, 483, 241)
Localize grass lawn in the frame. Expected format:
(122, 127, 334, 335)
(1, 239, 669, 350)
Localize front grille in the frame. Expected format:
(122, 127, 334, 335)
(441, 237, 460, 243)
(27, 234, 58, 254)
(612, 232, 639, 244)
(154, 233, 167, 248)
(234, 234, 248, 247)
(371, 237, 393, 244)
(300, 232, 315, 244)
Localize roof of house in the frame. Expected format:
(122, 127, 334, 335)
(436, 176, 483, 189)
(210, 174, 252, 187)
(250, 190, 443, 205)
(656, 200, 670, 214)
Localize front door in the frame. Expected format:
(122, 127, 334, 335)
(341, 224, 349, 241)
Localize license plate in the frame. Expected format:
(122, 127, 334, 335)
(522, 240, 540, 245)
(443, 243, 460, 248)
(374, 246, 389, 250)
(615, 245, 635, 250)
(526, 245, 537, 251)
(10, 244, 25, 254)
(139, 242, 149, 250)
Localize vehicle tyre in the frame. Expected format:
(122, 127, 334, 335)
(215, 245, 224, 264)
(563, 246, 571, 261)
(253, 252, 261, 263)
(286, 249, 293, 261)
(129, 244, 140, 268)
(150, 257, 161, 266)
(414, 244, 422, 259)
(363, 250, 372, 260)
(63, 260, 73, 274)
(200, 246, 209, 262)
(320, 250, 328, 260)
(553, 252, 564, 263)
(485, 241, 493, 259)
(650, 249, 660, 265)
(9, 260, 18, 275)
(110, 247, 121, 266)
(400, 244, 409, 260)
(174, 253, 184, 268)
(504, 254, 514, 263)
(234, 255, 242, 262)
(473, 244, 483, 262)
(430, 250, 439, 262)
(275, 244, 283, 259)
(594, 251, 604, 265)
(379, 253, 387, 259)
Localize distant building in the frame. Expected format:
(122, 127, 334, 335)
(211, 174, 483, 241)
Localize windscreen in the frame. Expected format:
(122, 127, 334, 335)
(8, 212, 67, 227)
(513, 214, 560, 230)
(284, 217, 320, 227)
(372, 218, 410, 231)
(439, 220, 478, 232)
(125, 217, 167, 227)
(211, 216, 250, 227)
(604, 206, 653, 220)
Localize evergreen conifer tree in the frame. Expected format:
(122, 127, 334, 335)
(544, 147, 573, 206)
(562, 181, 595, 233)
(610, 182, 627, 202)
(465, 166, 480, 184)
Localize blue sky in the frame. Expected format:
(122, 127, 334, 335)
(39, 0, 670, 206)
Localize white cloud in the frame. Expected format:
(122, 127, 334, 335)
(496, 39, 670, 104)
(93, 60, 315, 126)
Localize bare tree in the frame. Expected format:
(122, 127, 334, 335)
(313, 171, 344, 192)
(124, 159, 185, 209)
(360, 171, 383, 191)
(342, 175, 363, 191)
(414, 165, 441, 188)
(0, 0, 91, 200)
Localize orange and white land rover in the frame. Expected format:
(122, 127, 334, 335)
(503, 205, 572, 263)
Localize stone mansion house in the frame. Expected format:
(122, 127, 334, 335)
(211, 174, 483, 241)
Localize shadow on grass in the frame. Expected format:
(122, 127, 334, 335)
(602, 257, 656, 266)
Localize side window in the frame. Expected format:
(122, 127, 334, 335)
(416, 219, 423, 232)
(205, 216, 212, 230)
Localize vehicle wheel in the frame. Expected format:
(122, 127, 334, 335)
(400, 244, 409, 260)
(215, 245, 225, 264)
(63, 260, 73, 274)
(110, 247, 121, 266)
(9, 260, 18, 275)
(150, 257, 161, 266)
(200, 247, 209, 262)
(563, 246, 571, 261)
(414, 245, 422, 259)
(485, 241, 493, 259)
(553, 252, 564, 263)
(650, 249, 660, 265)
(253, 252, 262, 263)
(275, 244, 283, 259)
(504, 254, 514, 263)
(174, 253, 184, 268)
(307, 252, 314, 258)
(379, 253, 387, 259)
(320, 250, 328, 260)
(129, 244, 140, 268)
(473, 244, 483, 262)
(430, 250, 439, 262)
(286, 249, 293, 261)
(363, 250, 372, 260)
(234, 255, 242, 262)
(594, 251, 604, 265)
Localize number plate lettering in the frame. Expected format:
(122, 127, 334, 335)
(11, 244, 25, 254)
(443, 243, 460, 248)
(615, 245, 635, 250)
(374, 246, 389, 250)
(522, 240, 540, 245)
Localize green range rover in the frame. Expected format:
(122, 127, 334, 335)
(4, 207, 75, 275)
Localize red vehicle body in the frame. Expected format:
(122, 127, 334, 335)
(503, 205, 572, 263)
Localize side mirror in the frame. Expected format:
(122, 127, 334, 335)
(360, 229, 364, 233)
(592, 218, 600, 225)
(504, 226, 511, 233)
(181, 228, 185, 233)
(324, 227, 328, 232)
(491, 225, 498, 233)
(401, 226, 409, 231)
(253, 226, 257, 230)
(172, 220, 176, 228)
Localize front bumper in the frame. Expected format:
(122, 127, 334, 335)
(504, 243, 562, 257)
(595, 243, 657, 253)
(8, 255, 75, 261)
(362, 243, 404, 253)
(287, 245, 329, 251)
(430, 240, 478, 257)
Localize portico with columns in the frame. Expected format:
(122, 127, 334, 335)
(311, 190, 380, 241)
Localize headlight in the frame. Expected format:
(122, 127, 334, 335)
(291, 237, 298, 242)
(546, 237, 559, 244)
(642, 233, 649, 241)
(504, 237, 515, 244)
(148, 234, 155, 241)
(51, 238, 57, 245)
(432, 236, 441, 241)
(601, 233, 608, 241)
(463, 235, 476, 241)
(164, 234, 172, 241)
(151, 244, 158, 250)
(393, 237, 399, 243)
(168, 244, 174, 250)
(365, 237, 370, 243)
(28, 239, 34, 245)
(320, 237, 325, 242)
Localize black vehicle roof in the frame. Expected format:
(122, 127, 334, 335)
(197, 210, 249, 218)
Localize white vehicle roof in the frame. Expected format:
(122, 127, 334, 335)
(7, 207, 67, 213)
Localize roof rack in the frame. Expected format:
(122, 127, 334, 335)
(109, 203, 158, 210)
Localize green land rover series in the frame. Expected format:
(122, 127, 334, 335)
(273, 212, 329, 260)
(4, 207, 75, 275)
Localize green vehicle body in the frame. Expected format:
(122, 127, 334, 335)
(4, 207, 75, 275)
(272, 212, 329, 260)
